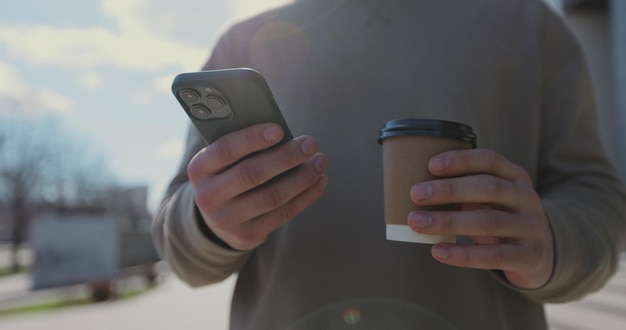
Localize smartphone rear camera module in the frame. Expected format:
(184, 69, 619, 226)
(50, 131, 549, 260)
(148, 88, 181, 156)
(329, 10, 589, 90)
(205, 97, 226, 111)
(180, 89, 201, 104)
(190, 105, 211, 120)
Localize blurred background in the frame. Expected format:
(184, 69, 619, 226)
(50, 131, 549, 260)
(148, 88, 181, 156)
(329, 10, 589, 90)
(0, 0, 624, 329)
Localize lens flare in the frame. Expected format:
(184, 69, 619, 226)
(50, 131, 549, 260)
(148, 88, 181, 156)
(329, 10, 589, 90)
(250, 21, 310, 75)
(342, 307, 361, 325)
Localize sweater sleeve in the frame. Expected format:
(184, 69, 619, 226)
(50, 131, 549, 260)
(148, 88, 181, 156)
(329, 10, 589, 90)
(152, 94, 250, 288)
(520, 4, 626, 303)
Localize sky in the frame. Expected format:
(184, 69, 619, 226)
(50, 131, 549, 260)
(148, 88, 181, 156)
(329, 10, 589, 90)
(0, 0, 291, 212)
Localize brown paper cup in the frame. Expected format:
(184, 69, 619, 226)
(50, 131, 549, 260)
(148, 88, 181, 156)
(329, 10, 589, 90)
(379, 119, 477, 244)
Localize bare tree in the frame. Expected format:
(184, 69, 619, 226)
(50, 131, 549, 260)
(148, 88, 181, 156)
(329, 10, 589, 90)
(0, 116, 117, 272)
(0, 118, 49, 271)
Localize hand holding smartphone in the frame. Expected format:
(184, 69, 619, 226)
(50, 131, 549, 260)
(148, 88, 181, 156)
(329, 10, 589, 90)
(171, 68, 328, 251)
(172, 68, 293, 145)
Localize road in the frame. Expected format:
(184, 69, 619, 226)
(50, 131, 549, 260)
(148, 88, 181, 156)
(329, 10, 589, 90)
(0, 271, 235, 330)
(0, 259, 624, 330)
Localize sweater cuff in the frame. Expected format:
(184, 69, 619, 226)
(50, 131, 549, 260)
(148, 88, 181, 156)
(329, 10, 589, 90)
(194, 203, 237, 250)
(504, 201, 611, 303)
(165, 182, 249, 285)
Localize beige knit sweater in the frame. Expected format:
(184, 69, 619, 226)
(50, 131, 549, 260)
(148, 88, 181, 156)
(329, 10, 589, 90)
(153, 0, 626, 329)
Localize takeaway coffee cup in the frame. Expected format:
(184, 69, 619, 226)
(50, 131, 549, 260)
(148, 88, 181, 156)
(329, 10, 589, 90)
(379, 119, 477, 244)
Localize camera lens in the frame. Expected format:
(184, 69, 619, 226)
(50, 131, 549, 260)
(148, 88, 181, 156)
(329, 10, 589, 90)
(180, 89, 200, 103)
(190, 105, 211, 120)
(205, 97, 226, 111)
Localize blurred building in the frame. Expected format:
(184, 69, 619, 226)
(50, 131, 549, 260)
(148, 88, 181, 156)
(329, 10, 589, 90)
(561, 0, 626, 180)
(109, 186, 153, 232)
(29, 185, 159, 290)
(0, 185, 153, 242)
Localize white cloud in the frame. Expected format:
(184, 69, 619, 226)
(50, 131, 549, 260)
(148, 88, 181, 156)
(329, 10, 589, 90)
(32, 90, 74, 114)
(157, 139, 184, 159)
(103, 0, 235, 47)
(0, 60, 24, 94)
(80, 71, 101, 90)
(0, 0, 235, 73)
(233, 0, 293, 20)
(130, 89, 153, 106)
(0, 60, 73, 116)
(0, 1, 295, 74)
(101, 0, 148, 35)
(155, 73, 177, 95)
(0, 24, 207, 72)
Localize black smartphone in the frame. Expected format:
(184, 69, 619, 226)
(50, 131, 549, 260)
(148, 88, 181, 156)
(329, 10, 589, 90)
(172, 68, 293, 145)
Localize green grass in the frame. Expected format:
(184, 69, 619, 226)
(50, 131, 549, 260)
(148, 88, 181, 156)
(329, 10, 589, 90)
(0, 287, 154, 318)
(0, 297, 92, 317)
(0, 267, 28, 278)
(118, 288, 151, 300)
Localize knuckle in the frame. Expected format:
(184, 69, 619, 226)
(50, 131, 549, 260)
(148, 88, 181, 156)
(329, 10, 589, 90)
(480, 149, 503, 168)
(527, 239, 544, 260)
(478, 212, 501, 235)
(437, 180, 455, 198)
(236, 161, 262, 186)
(525, 187, 543, 207)
(515, 186, 542, 215)
(482, 175, 503, 196)
(213, 138, 236, 165)
(277, 203, 296, 223)
(262, 189, 284, 209)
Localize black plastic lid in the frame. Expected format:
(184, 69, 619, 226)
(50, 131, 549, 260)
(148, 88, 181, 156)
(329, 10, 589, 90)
(378, 119, 477, 147)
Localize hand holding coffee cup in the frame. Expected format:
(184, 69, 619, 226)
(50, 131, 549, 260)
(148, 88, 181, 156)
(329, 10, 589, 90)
(379, 119, 477, 244)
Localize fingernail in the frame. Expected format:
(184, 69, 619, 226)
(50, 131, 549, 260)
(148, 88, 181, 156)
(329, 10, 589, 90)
(300, 138, 316, 156)
(430, 156, 449, 173)
(410, 212, 432, 228)
(411, 184, 432, 201)
(264, 126, 282, 142)
(314, 154, 328, 173)
(432, 245, 450, 260)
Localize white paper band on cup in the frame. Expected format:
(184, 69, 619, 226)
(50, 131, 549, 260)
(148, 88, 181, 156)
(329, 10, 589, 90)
(386, 224, 456, 244)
